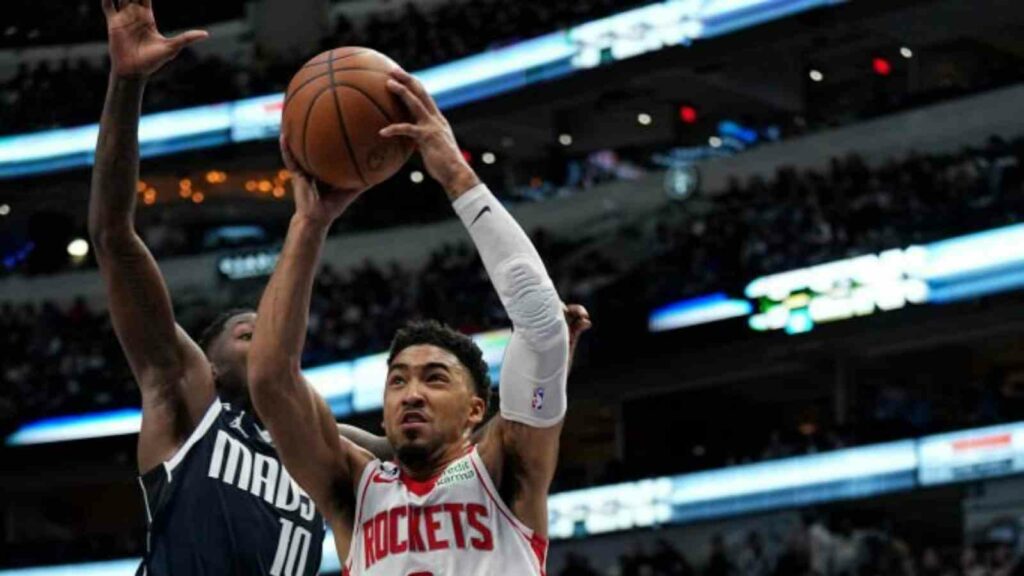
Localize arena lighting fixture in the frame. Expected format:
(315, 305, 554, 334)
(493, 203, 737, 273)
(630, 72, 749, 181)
(0, 203, 9, 216)
(679, 105, 698, 124)
(481, 151, 496, 165)
(66, 238, 89, 258)
(809, 69, 824, 82)
(900, 46, 914, 59)
(637, 112, 653, 126)
(648, 292, 751, 331)
(558, 133, 573, 146)
(410, 170, 425, 184)
(0, 0, 847, 179)
(708, 136, 723, 148)
(647, 223, 1024, 335)
(873, 57, 892, 76)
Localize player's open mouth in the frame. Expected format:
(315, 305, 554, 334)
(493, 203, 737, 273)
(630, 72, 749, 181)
(400, 412, 428, 424)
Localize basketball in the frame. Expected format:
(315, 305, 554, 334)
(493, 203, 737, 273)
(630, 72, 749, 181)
(281, 47, 415, 191)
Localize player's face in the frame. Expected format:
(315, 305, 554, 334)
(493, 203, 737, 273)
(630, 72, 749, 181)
(209, 312, 257, 402)
(383, 345, 485, 466)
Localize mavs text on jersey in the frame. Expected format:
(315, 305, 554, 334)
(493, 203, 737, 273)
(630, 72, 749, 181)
(138, 401, 326, 575)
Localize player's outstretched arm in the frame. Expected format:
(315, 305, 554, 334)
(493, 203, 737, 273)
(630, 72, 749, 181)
(249, 139, 372, 522)
(381, 69, 576, 538)
(89, 0, 209, 474)
(337, 423, 393, 461)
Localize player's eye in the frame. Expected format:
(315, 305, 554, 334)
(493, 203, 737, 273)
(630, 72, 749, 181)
(239, 333, 252, 341)
(427, 373, 448, 384)
(388, 376, 405, 387)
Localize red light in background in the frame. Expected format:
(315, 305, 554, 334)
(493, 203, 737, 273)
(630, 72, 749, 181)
(872, 57, 892, 76)
(461, 149, 473, 163)
(679, 105, 698, 124)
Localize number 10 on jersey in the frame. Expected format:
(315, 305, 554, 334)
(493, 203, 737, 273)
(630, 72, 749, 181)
(271, 518, 313, 576)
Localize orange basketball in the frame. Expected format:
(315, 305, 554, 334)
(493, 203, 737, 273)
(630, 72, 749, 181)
(281, 47, 415, 191)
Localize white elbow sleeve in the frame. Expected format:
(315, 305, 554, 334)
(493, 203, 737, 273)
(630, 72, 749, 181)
(496, 257, 569, 426)
(499, 320, 569, 427)
(453, 184, 569, 426)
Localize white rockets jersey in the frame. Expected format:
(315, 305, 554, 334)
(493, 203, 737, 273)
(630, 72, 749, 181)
(343, 446, 548, 576)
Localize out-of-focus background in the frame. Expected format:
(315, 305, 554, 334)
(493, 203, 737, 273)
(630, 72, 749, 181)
(3, 0, 1024, 574)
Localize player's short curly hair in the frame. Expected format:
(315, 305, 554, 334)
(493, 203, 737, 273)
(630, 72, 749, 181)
(387, 319, 492, 407)
(197, 308, 256, 355)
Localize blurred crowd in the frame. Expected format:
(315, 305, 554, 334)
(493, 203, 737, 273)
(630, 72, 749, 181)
(0, 0, 647, 134)
(3, 132, 1024, 455)
(0, 53, 245, 136)
(0, 0, 246, 48)
(330, 0, 639, 72)
(0, 230, 591, 438)
(560, 515, 1024, 576)
(639, 135, 1024, 307)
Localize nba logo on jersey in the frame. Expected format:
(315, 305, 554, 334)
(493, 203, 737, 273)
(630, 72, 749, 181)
(379, 462, 400, 481)
(531, 387, 545, 411)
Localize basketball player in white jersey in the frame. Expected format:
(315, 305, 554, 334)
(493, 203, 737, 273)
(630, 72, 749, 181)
(249, 69, 576, 575)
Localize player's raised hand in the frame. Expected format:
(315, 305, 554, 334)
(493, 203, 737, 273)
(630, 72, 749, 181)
(379, 69, 481, 197)
(280, 135, 362, 228)
(102, 0, 208, 78)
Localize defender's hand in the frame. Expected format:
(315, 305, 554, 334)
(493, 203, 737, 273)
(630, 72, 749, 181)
(564, 303, 593, 368)
(379, 69, 480, 198)
(280, 135, 362, 228)
(102, 0, 208, 78)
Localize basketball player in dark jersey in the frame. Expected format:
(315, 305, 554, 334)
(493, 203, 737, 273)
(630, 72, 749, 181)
(90, 4, 591, 573)
(90, 2, 326, 573)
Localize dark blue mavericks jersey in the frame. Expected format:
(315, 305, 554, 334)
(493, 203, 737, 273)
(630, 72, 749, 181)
(138, 401, 325, 575)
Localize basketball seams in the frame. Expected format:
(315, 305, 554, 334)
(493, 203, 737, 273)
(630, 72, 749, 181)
(334, 83, 396, 124)
(300, 87, 332, 179)
(327, 49, 370, 188)
(283, 68, 395, 109)
(299, 48, 370, 70)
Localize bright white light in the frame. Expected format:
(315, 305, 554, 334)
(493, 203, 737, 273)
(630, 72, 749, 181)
(708, 136, 723, 148)
(410, 170, 425, 184)
(900, 46, 913, 59)
(637, 113, 653, 126)
(482, 152, 496, 165)
(67, 238, 89, 258)
(558, 133, 573, 146)
(809, 69, 824, 82)
(0, 204, 9, 216)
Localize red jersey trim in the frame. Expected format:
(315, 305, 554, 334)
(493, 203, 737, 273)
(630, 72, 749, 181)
(347, 459, 378, 574)
(530, 533, 549, 576)
(400, 474, 441, 497)
(468, 448, 548, 575)
(354, 460, 377, 525)
(399, 444, 475, 497)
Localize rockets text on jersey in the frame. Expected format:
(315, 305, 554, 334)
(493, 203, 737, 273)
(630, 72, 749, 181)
(344, 446, 547, 576)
